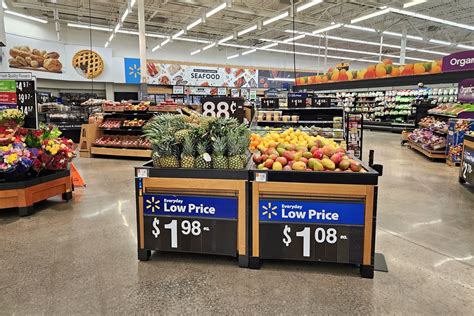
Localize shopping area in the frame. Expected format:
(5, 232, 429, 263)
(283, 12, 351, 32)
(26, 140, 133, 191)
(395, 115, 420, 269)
(1, 0, 473, 314)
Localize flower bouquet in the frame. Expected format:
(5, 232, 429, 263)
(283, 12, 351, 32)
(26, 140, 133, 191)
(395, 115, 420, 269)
(0, 141, 34, 180)
(0, 109, 24, 145)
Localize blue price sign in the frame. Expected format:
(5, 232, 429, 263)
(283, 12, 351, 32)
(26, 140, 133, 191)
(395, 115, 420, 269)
(259, 199, 365, 225)
(143, 194, 238, 219)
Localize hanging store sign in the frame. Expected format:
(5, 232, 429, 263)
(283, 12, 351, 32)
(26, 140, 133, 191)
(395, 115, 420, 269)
(442, 51, 474, 72)
(458, 78, 474, 102)
(147, 62, 258, 88)
(200, 97, 245, 122)
(142, 194, 238, 256)
(258, 198, 365, 263)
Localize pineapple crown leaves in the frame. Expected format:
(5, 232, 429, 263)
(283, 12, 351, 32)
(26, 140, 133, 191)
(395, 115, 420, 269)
(182, 133, 195, 156)
(212, 136, 227, 156)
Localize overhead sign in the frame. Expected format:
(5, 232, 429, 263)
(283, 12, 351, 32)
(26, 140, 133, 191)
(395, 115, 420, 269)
(442, 50, 474, 72)
(147, 62, 258, 88)
(458, 78, 474, 102)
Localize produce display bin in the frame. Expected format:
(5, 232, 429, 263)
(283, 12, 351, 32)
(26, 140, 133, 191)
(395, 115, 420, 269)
(248, 161, 381, 278)
(0, 169, 73, 216)
(134, 162, 250, 267)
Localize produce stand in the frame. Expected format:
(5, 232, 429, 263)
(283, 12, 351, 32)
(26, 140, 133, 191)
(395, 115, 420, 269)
(0, 169, 72, 216)
(407, 139, 447, 159)
(459, 134, 474, 185)
(135, 163, 250, 267)
(249, 160, 381, 278)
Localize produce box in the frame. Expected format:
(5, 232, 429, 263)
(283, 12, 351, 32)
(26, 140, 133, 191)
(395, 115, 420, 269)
(446, 119, 474, 163)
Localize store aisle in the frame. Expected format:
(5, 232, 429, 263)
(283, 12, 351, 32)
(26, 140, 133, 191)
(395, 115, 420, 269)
(1, 131, 473, 314)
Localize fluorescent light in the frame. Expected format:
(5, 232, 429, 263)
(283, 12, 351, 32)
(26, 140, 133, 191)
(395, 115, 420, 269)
(238, 25, 257, 36)
(206, 2, 226, 18)
(220, 43, 250, 49)
(175, 37, 211, 44)
(267, 78, 295, 82)
(104, 41, 109, 48)
(67, 23, 112, 32)
(296, 0, 323, 13)
(151, 45, 160, 52)
(172, 30, 185, 39)
(5, 10, 48, 23)
(351, 8, 391, 24)
(227, 53, 239, 60)
(414, 48, 448, 56)
(242, 49, 257, 56)
(313, 23, 342, 34)
(429, 39, 451, 45)
(160, 38, 170, 47)
(403, 0, 427, 8)
(145, 33, 168, 38)
(263, 11, 289, 26)
(260, 42, 278, 50)
(390, 8, 474, 31)
(121, 8, 129, 23)
(2, 0, 8, 9)
(113, 23, 120, 33)
(203, 42, 216, 51)
(131, 0, 136, 7)
(344, 24, 376, 32)
(457, 44, 474, 50)
(108, 34, 114, 42)
(191, 49, 201, 56)
(187, 18, 202, 30)
(118, 29, 139, 35)
(218, 35, 233, 44)
(284, 34, 305, 43)
(407, 34, 423, 40)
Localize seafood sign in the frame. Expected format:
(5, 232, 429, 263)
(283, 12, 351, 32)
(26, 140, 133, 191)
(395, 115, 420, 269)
(146, 62, 258, 88)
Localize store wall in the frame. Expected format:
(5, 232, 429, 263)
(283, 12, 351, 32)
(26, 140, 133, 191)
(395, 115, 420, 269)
(2, 15, 370, 72)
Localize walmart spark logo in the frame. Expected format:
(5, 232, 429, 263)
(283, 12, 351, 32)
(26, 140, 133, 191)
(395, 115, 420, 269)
(261, 202, 278, 219)
(124, 58, 141, 84)
(145, 196, 160, 213)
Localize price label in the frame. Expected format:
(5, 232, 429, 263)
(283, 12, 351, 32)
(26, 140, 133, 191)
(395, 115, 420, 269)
(143, 194, 238, 256)
(15, 79, 37, 128)
(258, 198, 365, 264)
(461, 146, 474, 184)
(201, 97, 244, 122)
(261, 98, 279, 108)
(288, 93, 307, 108)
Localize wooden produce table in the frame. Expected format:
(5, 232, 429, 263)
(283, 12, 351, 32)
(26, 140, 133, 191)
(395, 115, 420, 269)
(407, 139, 446, 160)
(134, 163, 250, 267)
(459, 134, 474, 185)
(249, 162, 381, 278)
(0, 169, 73, 216)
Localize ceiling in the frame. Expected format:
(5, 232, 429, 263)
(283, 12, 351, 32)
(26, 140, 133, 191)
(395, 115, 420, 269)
(4, 0, 474, 67)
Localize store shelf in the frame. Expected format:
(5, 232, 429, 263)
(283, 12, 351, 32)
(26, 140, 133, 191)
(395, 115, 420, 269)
(91, 146, 152, 158)
(407, 140, 446, 159)
(258, 107, 343, 111)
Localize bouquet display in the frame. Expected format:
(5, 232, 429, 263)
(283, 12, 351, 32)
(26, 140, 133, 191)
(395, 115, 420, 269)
(0, 141, 33, 177)
(0, 109, 24, 145)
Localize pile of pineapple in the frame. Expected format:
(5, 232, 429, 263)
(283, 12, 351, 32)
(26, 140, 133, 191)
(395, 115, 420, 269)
(143, 114, 250, 169)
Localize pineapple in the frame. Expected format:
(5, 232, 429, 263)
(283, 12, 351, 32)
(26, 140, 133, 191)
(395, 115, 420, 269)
(152, 151, 161, 167)
(212, 136, 228, 169)
(157, 136, 180, 168)
(227, 131, 243, 169)
(196, 141, 211, 169)
(175, 129, 189, 144)
(181, 134, 195, 168)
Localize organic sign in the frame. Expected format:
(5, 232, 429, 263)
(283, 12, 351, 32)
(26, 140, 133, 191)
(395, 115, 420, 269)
(258, 199, 365, 263)
(143, 194, 238, 256)
(458, 78, 474, 102)
(442, 51, 474, 72)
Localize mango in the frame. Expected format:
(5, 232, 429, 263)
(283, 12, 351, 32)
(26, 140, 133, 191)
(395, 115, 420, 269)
(303, 151, 313, 159)
(272, 161, 283, 170)
(312, 160, 324, 171)
(292, 161, 307, 171)
(339, 159, 350, 170)
(321, 158, 335, 170)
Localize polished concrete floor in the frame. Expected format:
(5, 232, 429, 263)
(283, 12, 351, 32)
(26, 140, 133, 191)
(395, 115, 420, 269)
(1, 131, 473, 314)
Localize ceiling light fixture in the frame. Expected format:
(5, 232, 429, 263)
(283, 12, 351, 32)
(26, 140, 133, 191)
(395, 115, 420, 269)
(238, 25, 257, 37)
(403, 0, 427, 8)
(203, 42, 216, 51)
(313, 23, 342, 34)
(67, 23, 111, 32)
(457, 44, 474, 50)
(113, 23, 120, 33)
(260, 42, 278, 50)
(242, 49, 257, 56)
(263, 11, 289, 26)
(187, 18, 202, 30)
(172, 29, 185, 39)
(344, 24, 376, 32)
(218, 35, 234, 44)
(108, 33, 114, 42)
(390, 8, 474, 31)
(351, 8, 391, 24)
(296, 0, 323, 13)
(284, 34, 306, 43)
(191, 49, 201, 55)
(2, 0, 7, 9)
(206, 2, 227, 18)
(121, 8, 129, 23)
(429, 39, 452, 45)
(4, 10, 48, 24)
(175, 37, 211, 44)
(104, 41, 109, 48)
(130, 0, 136, 7)
(227, 53, 239, 60)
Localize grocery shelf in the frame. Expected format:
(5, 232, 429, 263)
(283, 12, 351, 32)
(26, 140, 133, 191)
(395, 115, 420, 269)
(258, 107, 343, 111)
(407, 140, 446, 159)
(91, 146, 152, 158)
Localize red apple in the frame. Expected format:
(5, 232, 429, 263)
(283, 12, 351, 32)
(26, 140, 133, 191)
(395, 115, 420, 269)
(253, 154, 262, 164)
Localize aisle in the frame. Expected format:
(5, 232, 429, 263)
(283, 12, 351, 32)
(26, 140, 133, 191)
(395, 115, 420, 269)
(0, 131, 472, 314)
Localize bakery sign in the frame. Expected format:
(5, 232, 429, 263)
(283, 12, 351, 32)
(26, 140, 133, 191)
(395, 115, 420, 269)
(146, 62, 258, 88)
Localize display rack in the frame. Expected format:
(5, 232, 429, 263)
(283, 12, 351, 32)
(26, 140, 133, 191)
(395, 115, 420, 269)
(346, 113, 363, 159)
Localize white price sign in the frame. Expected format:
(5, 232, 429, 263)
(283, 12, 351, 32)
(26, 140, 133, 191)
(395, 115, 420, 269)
(200, 97, 244, 122)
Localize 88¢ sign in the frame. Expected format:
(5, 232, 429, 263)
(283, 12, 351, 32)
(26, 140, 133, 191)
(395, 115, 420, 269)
(201, 97, 244, 123)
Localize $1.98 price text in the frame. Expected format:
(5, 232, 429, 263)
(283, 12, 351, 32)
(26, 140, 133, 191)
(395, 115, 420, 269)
(151, 218, 209, 249)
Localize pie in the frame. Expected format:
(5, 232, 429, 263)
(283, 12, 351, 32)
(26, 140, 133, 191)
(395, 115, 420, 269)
(72, 50, 104, 79)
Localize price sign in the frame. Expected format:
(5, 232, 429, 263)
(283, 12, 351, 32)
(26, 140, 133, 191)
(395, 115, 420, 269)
(288, 93, 307, 108)
(258, 199, 365, 263)
(261, 98, 279, 108)
(461, 145, 474, 184)
(143, 194, 238, 256)
(15, 79, 38, 128)
(201, 97, 244, 122)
